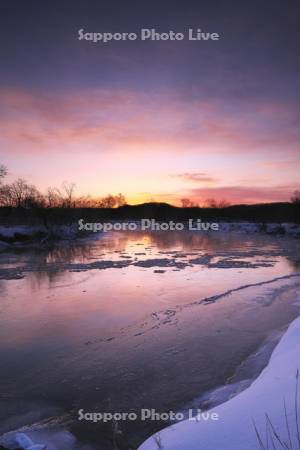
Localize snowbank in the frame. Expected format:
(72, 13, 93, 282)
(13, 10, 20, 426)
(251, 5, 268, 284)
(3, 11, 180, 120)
(0, 224, 91, 243)
(217, 221, 300, 236)
(0, 222, 299, 243)
(0, 225, 46, 239)
(0, 428, 96, 450)
(139, 313, 300, 450)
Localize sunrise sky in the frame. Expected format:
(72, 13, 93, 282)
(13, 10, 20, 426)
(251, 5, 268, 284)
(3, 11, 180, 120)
(0, 0, 299, 205)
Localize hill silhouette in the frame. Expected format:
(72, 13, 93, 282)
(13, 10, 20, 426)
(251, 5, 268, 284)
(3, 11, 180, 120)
(0, 202, 299, 227)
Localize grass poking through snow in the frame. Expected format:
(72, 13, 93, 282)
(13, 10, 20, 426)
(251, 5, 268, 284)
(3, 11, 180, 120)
(253, 369, 300, 450)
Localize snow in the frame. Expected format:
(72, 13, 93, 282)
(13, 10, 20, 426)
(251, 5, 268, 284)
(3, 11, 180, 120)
(16, 433, 46, 449)
(139, 309, 300, 450)
(0, 407, 97, 450)
(0, 429, 96, 450)
(0, 224, 89, 242)
(0, 222, 300, 242)
(217, 222, 300, 236)
(0, 225, 46, 238)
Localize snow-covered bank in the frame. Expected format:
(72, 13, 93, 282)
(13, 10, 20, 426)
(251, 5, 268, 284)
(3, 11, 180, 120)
(217, 221, 300, 236)
(139, 309, 300, 450)
(0, 225, 46, 239)
(0, 222, 299, 245)
(0, 428, 96, 450)
(0, 408, 97, 450)
(0, 224, 93, 244)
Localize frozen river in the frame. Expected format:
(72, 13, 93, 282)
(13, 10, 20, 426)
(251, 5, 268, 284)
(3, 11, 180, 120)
(0, 230, 300, 449)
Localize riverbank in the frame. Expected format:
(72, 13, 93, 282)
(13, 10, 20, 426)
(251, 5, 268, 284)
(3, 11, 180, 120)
(1, 230, 300, 449)
(0, 224, 91, 245)
(1, 221, 300, 246)
(139, 308, 300, 450)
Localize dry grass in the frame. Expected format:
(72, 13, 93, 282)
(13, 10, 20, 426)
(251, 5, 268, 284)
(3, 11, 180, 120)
(253, 369, 300, 450)
(153, 432, 163, 449)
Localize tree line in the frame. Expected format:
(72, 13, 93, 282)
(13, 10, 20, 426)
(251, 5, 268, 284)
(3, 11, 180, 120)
(0, 165, 126, 209)
(0, 164, 299, 208)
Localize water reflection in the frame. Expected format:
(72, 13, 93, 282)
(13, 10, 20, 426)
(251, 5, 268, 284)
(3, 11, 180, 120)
(1, 231, 300, 448)
(0, 231, 299, 287)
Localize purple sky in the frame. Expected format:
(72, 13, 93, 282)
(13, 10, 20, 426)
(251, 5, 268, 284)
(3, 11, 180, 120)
(0, 0, 299, 204)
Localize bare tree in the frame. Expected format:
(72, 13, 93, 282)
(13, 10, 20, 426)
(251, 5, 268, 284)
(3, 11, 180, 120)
(61, 182, 76, 208)
(0, 164, 7, 181)
(0, 178, 43, 208)
(180, 198, 199, 207)
(99, 195, 117, 208)
(0, 184, 13, 206)
(45, 187, 63, 207)
(205, 198, 217, 208)
(291, 190, 300, 204)
(115, 193, 127, 207)
(76, 195, 94, 208)
(9, 178, 26, 207)
(181, 198, 193, 207)
(205, 198, 230, 208)
(217, 199, 231, 208)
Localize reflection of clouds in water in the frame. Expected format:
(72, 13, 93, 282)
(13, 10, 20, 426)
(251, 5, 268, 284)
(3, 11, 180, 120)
(110, 230, 287, 254)
(286, 258, 300, 271)
(0, 231, 300, 284)
(0, 234, 300, 449)
(0, 279, 6, 294)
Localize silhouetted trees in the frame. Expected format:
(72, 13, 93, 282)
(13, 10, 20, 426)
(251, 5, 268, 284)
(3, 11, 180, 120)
(180, 197, 230, 208)
(0, 164, 7, 181)
(291, 190, 300, 204)
(1, 162, 297, 212)
(61, 182, 76, 208)
(97, 193, 127, 208)
(180, 198, 199, 208)
(0, 178, 44, 208)
(115, 193, 127, 207)
(181, 198, 191, 207)
(0, 165, 128, 209)
(45, 187, 63, 208)
(205, 198, 231, 208)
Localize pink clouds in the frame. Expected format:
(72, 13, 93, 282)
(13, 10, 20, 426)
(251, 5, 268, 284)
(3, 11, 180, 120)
(0, 87, 299, 158)
(183, 184, 298, 205)
(0, 86, 299, 205)
(143, 183, 299, 205)
(173, 172, 217, 183)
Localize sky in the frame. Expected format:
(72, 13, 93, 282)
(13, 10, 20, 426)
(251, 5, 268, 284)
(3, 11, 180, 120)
(0, 0, 299, 205)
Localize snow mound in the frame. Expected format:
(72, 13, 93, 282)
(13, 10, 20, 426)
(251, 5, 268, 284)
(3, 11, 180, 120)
(0, 226, 46, 238)
(139, 314, 300, 450)
(0, 428, 96, 450)
(16, 433, 46, 449)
